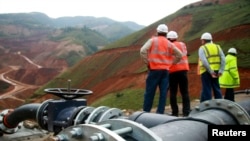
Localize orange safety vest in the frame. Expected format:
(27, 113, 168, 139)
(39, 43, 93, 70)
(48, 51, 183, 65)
(169, 41, 189, 73)
(148, 36, 173, 70)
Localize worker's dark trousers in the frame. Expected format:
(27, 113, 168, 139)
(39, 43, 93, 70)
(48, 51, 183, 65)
(143, 70, 169, 114)
(200, 71, 222, 102)
(169, 71, 190, 116)
(224, 88, 235, 101)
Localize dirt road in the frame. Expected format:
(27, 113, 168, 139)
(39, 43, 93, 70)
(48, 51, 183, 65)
(0, 67, 37, 100)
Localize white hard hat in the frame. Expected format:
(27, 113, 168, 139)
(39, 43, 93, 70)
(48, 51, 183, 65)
(167, 31, 178, 39)
(228, 48, 237, 54)
(201, 32, 212, 40)
(157, 24, 168, 33)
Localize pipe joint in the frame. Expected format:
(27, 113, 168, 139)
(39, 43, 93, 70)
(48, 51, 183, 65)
(189, 99, 250, 125)
(0, 109, 20, 134)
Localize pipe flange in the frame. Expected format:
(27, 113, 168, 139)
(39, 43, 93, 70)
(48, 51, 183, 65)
(74, 106, 95, 125)
(97, 108, 123, 123)
(0, 109, 20, 134)
(36, 99, 53, 130)
(189, 99, 250, 125)
(97, 119, 162, 141)
(55, 119, 161, 141)
(85, 106, 109, 124)
(54, 124, 126, 141)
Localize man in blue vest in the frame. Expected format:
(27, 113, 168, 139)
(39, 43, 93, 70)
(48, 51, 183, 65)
(197, 32, 225, 102)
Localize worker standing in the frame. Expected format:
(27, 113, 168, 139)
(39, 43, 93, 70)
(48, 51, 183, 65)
(219, 48, 240, 101)
(198, 32, 225, 102)
(167, 31, 191, 117)
(140, 24, 182, 114)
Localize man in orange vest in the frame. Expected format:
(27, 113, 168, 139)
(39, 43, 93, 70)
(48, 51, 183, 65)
(167, 31, 191, 117)
(140, 24, 182, 114)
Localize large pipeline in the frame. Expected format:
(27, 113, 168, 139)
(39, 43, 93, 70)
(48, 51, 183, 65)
(0, 104, 41, 134)
(129, 98, 250, 128)
(50, 98, 249, 141)
(3, 104, 40, 128)
(128, 99, 250, 141)
(0, 89, 249, 141)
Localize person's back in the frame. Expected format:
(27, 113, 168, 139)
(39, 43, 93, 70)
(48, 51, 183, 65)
(219, 48, 240, 101)
(148, 36, 175, 70)
(140, 24, 182, 114)
(169, 41, 189, 73)
(167, 31, 190, 116)
(198, 32, 225, 102)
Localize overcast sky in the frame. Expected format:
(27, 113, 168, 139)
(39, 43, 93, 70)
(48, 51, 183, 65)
(0, 0, 201, 26)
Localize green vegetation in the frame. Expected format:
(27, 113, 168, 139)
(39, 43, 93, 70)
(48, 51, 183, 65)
(182, 0, 250, 41)
(91, 89, 145, 110)
(58, 50, 85, 67)
(101, 22, 134, 42)
(0, 80, 11, 93)
(34, 0, 250, 110)
(188, 38, 250, 68)
(35, 48, 141, 97)
(90, 88, 199, 111)
(178, 0, 250, 67)
(87, 0, 250, 109)
(219, 38, 250, 68)
(104, 26, 150, 49)
(105, 0, 250, 68)
(50, 27, 107, 50)
(48, 27, 109, 67)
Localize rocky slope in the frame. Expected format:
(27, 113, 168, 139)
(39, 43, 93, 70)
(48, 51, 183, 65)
(0, 0, 249, 110)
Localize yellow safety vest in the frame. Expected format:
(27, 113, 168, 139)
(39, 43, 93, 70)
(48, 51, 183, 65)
(198, 43, 221, 74)
(219, 54, 240, 88)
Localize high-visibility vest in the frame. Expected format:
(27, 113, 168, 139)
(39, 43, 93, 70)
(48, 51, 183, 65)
(198, 43, 221, 74)
(219, 54, 240, 88)
(148, 36, 173, 70)
(169, 41, 189, 73)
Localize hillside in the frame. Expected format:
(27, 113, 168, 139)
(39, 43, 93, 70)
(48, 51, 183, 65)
(0, 12, 144, 68)
(0, 12, 144, 86)
(33, 0, 250, 107)
(0, 12, 144, 42)
(0, 0, 250, 110)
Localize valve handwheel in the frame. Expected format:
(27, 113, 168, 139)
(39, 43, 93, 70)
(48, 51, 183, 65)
(44, 88, 93, 100)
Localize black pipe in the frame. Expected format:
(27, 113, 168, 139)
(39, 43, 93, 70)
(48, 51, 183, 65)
(234, 89, 250, 94)
(149, 109, 239, 141)
(128, 99, 250, 141)
(128, 111, 179, 128)
(129, 99, 250, 128)
(128, 109, 238, 140)
(237, 100, 250, 115)
(3, 104, 41, 128)
(150, 118, 210, 141)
